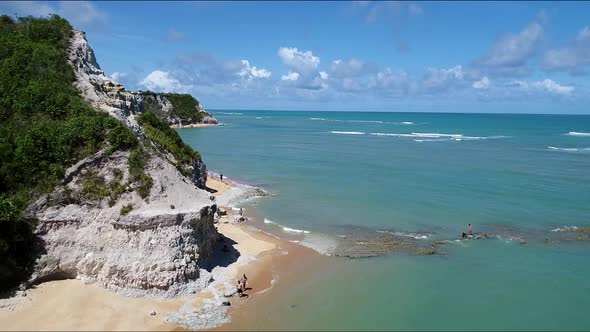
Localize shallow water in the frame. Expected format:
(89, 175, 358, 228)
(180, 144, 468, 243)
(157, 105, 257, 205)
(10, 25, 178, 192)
(179, 111, 590, 330)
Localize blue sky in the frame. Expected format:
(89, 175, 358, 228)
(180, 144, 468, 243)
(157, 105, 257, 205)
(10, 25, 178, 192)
(2, 1, 590, 113)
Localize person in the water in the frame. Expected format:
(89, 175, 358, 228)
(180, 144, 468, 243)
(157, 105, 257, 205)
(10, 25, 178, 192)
(468, 224, 473, 235)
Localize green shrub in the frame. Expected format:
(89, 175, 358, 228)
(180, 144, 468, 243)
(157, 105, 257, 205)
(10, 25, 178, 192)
(0, 15, 139, 290)
(137, 112, 200, 165)
(80, 173, 109, 201)
(163, 93, 203, 122)
(120, 203, 133, 215)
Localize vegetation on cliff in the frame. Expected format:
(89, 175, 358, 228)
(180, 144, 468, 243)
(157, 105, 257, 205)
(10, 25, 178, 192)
(0, 15, 140, 291)
(138, 90, 204, 123)
(0, 15, 208, 291)
(137, 111, 201, 176)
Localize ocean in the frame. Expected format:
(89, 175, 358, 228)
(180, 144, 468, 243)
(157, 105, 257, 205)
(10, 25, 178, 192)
(178, 111, 590, 330)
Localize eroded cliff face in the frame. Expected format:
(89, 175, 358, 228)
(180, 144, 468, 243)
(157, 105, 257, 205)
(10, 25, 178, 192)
(23, 31, 222, 298)
(69, 30, 217, 131)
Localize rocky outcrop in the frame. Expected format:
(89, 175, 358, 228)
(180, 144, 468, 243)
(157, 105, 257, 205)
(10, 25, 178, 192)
(69, 30, 217, 130)
(23, 30, 223, 298)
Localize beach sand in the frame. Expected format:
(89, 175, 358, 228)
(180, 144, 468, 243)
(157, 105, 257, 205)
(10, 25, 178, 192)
(0, 177, 290, 331)
(207, 176, 233, 196)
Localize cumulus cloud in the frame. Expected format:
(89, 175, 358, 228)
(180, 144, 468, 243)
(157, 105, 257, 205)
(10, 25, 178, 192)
(0, 1, 108, 30)
(421, 65, 467, 93)
(330, 58, 376, 78)
(472, 76, 491, 90)
(477, 22, 543, 76)
(532, 79, 574, 95)
(110, 72, 127, 82)
(508, 79, 574, 96)
(281, 71, 300, 81)
(239, 60, 272, 79)
(139, 70, 193, 93)
(543, 26, 590, 74)
(278, 47, 320, 75)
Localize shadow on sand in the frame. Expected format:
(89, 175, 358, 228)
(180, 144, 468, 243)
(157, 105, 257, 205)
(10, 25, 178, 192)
(199, 234, 241, 272)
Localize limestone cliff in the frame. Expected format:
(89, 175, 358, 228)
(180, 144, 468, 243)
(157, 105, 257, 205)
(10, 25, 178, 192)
(23, 30, 222, 298)
(69, 30, 217, 131)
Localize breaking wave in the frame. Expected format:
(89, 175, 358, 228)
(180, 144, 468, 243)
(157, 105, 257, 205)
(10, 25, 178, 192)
(376, 230, 430, 240)
(547, 146, 590, 153)
(214, 112, 243, 115)
(264, 219, 311, 234)
(564, 132, 590, 137)
(371, 132, 510, 141)
(310, 118, 414, 125)
(551, 225, 579, 232)
(329, 131, 365, 135)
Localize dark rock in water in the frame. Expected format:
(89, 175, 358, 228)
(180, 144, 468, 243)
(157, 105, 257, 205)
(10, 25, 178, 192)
(222, 301, 231, 306)
(170, 204, 175, 209)
(330, 229, 423, 258)
(416, 247, 438, 255)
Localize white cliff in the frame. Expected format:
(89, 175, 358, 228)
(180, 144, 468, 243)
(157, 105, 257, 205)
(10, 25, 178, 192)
(23, 31, 223, 298)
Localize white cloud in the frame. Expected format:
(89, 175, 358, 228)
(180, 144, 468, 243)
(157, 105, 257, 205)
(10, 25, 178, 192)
(139, 70, 192, 93)
(543, 26, 590, 74)
(278, 47, 320, 75)
(421, 65, 465, 92)
(110, 72, 127, 82)
(330, 58, 374, 78)
(532, 79, 574, 95)
(478, 22, 543, 75)
(319, 71, 329, 80)
(239, 60, 272, 79)
(508, 78, 574, 96)
(472, 76, 491, 90)
(281, 71, 300, 81)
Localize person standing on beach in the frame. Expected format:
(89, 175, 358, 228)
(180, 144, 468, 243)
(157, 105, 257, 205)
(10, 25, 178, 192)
(220, 173, 224, 182)
(468, 224, 473, 235)
(241, 274, 248, 291)
(237, 280, 242, 297)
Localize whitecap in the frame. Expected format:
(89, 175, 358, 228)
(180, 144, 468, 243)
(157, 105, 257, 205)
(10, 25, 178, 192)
(565, 132, 590, 137)
(263, 219, 311, 234)
(376, 230, 430, 240)
(547, 146, 590, 152)
(329, 131, 365, 135)
(551, 225, 579, 232)
(309, 117, 326, 120)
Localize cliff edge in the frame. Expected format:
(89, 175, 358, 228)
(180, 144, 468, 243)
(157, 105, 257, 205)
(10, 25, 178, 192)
(22, 29, 222, 298)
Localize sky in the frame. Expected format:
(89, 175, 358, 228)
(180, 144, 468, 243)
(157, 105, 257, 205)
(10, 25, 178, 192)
(2, 1, 590, 113)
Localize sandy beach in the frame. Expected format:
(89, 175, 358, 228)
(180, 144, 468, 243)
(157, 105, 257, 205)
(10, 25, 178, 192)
(0, 175, 316, 331)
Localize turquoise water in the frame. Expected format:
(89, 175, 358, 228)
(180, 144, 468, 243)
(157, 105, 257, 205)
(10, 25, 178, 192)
(179, 111, 590, 330)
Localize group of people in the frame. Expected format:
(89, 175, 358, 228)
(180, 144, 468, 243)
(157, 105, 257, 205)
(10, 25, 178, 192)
(461, 223, 474, 239)
(236, 274, 248, 298)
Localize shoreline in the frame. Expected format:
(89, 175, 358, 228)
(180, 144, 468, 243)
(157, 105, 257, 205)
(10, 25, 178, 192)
(171, 123, 223, 129)
(0, 173, 317, 331)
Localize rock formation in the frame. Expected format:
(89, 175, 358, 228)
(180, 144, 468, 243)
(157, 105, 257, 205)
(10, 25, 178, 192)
(23, 31, 222, 298)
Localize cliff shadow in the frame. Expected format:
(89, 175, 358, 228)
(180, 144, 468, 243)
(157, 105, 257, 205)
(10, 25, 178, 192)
(199, 234, 240, 272)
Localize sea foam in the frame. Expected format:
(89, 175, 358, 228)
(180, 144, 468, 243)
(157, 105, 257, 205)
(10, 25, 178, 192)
(264, 219, 311, 234)
(329, 131, 365, 135)
(547, 146, 590, 152)
(565, 132, 590, 137)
